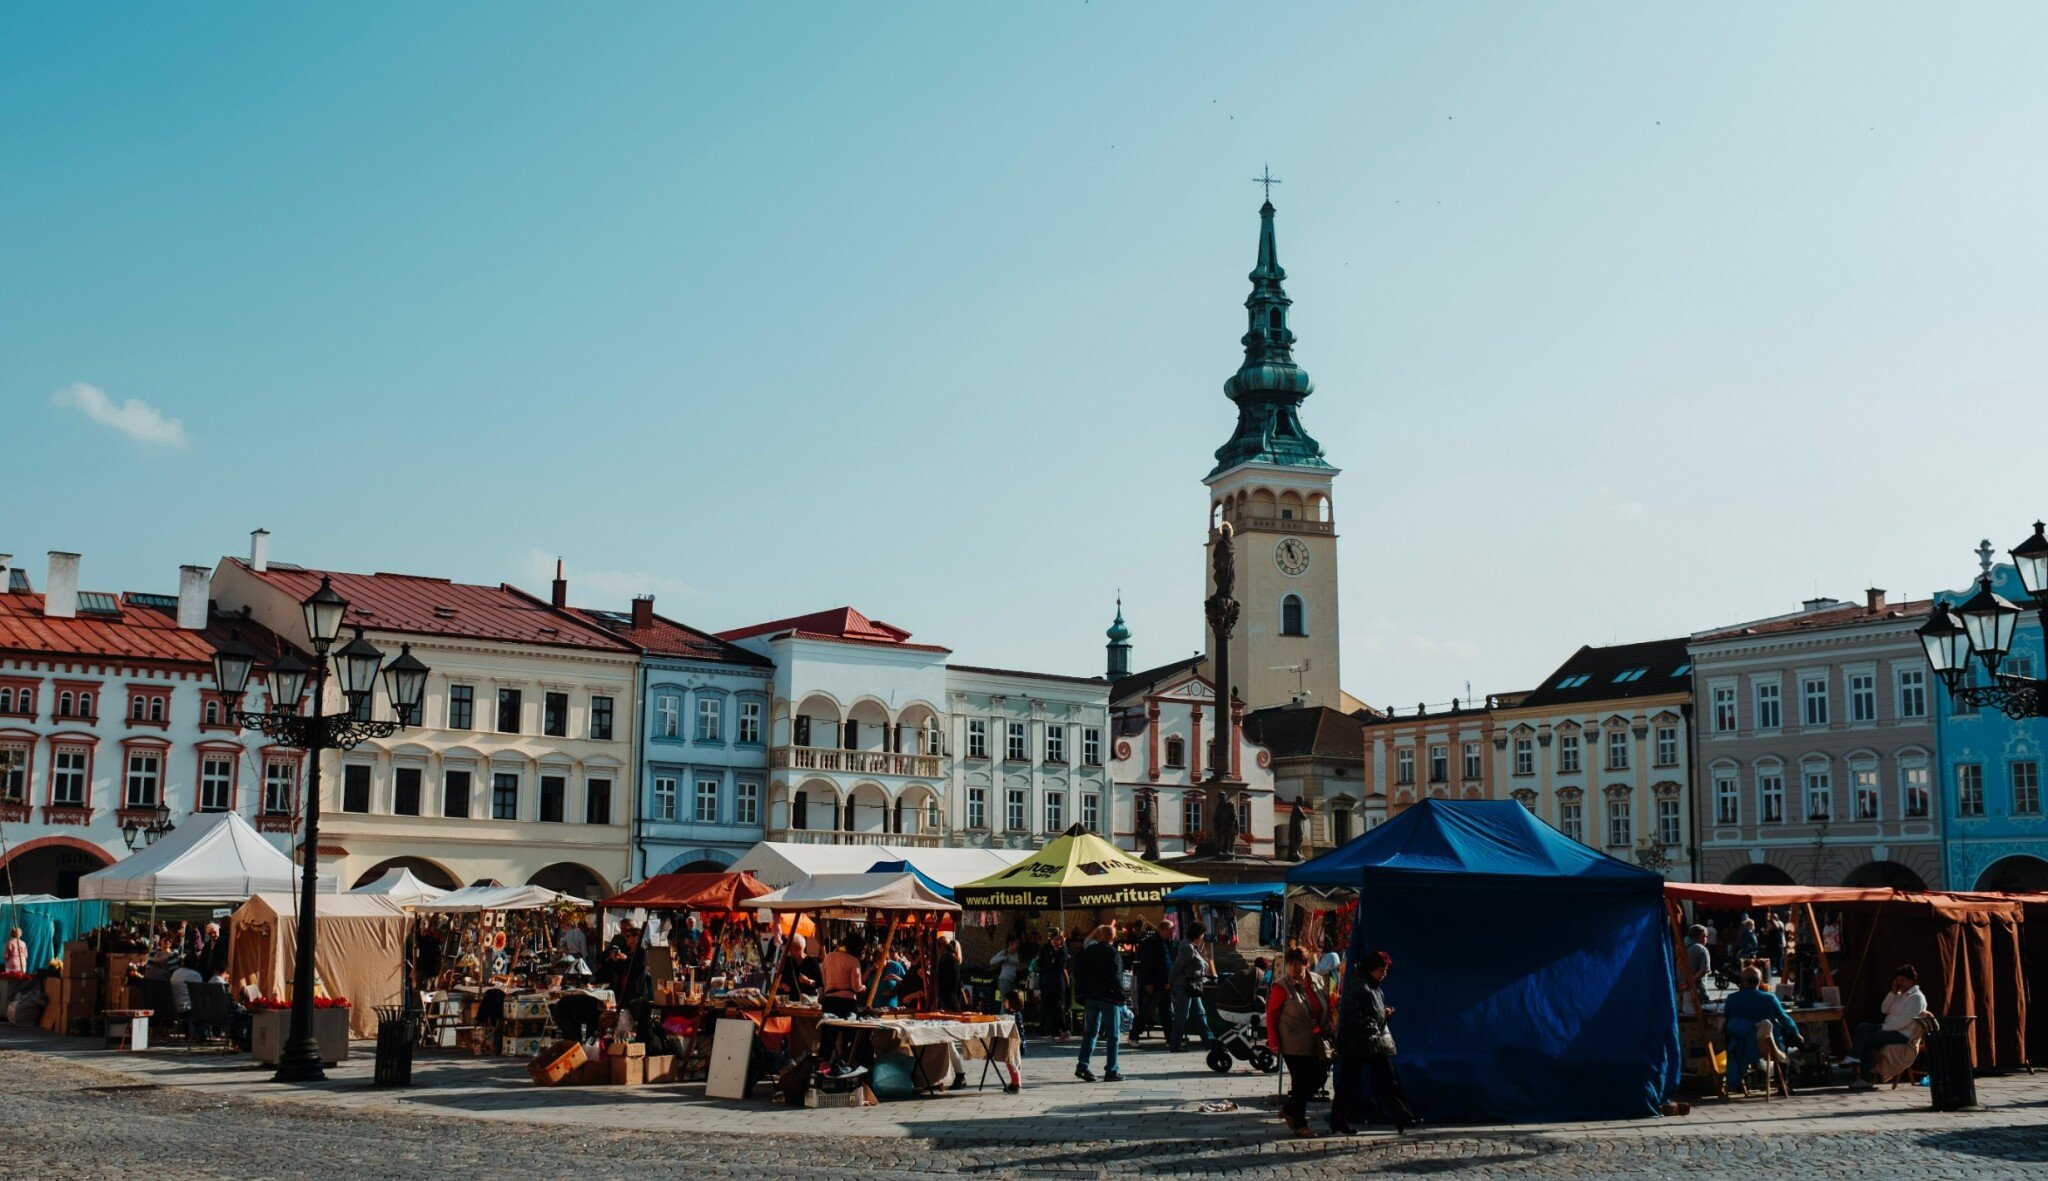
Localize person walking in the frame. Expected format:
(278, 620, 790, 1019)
(1133, 921, 1171, 1043)
(1073, 923, 1126, 1082)
(1265, 946, 1332, 1137)
(1330, 949, 1417, 1133)
(1038, 929, 1071, 1038)
(1167, 922, 1211, 1052)
(931, 933, 965, 1011)
(1760, 913, 1786, 981)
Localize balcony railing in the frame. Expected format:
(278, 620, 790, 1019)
(766, 828, 942, 847)
(1236, 515, 1334, 535)
(770, 746, 942, 778)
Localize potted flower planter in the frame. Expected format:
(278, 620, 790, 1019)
(250, 1005, 351, 1065)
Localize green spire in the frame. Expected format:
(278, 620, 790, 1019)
(1106, 594, 1132, 679)
(1209, 198, 1331, 477)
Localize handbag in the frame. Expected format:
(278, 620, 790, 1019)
(1367, 1028, 1397, 1058)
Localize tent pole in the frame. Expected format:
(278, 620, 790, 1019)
(865, 915, 901, 1007)
(764, 908, 804, 1015)
(1801, 902, 1852, 1052)
(1667, 897, 1718, 1095)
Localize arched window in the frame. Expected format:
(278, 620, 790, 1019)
(1280, 594, 1305, 637)
(78, 691, 93, 718)
(1268, 308, 1283, 331)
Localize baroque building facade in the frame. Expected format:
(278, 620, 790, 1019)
(1933, 558, 2048, 892)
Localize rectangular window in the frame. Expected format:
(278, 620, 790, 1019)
(1044, 790, 1064, 831)
(1715, 774, 1739, 825)
(1182, 794, 1203, 839)
(1463, 742, 1482, 780)
(341, 764, 371, 814)
(1428, 745, 1447, 782)
(1655, 726, 1678, 767)
(1396, 749, 1415, 785)
(590, 695, 614, 741)
(442, 770, 472, 819)
(52, 749, 87, 807)
(1657, 798, 1681, 847)
(1849, 673, 1877, 723)
(1006, 788, 1027, 831)
(1081, 792, 1101, 832)
(1083, 727, 1102, 766)
(1901, 764, 1930, 818)
(1606, 798, 1632, 847)
(967, 720, 988, 759)
(198, 755, 233, 812)
(1558, 734, 1581, 774)
(1006, 722, 1028, 762)
(653, 775, 678, 821)
(1606, 731, 1629, 771)
(492, 772, 519, 820)
(794, 715, 812, 746)
(1853, 766, 1879, 821)
(1801, 676, 1829, 727)
(393, 766, 421, 817)
(697, 697, 722, 742)
(656, 695, 680, 738)
(585, 778, 612, 825)
(2013, 761, 2041, 816)
(695, 777, 720, 823)
(496, 688, 522, 734)
(1712, 686, 1737, 733)
(1046, 725, 1066, 765)
(263, 760, 295, 816)
(735, 780, 759, 826)
(125, 752, 162, 808)
(967, 786, 987, 830)
(738, 700, 762, 745)
(1760, 773, 1785, 824)
(1513, 738, 1533, 776)
(1958, 764, 1984, 817)
(1804, 769, 1831, 821)
(542, 692, 568, 737)
(1756, 683, 1781, 731)
(539, 774, 566, 823)
(447, 684, 474, 730)
(1897, 669, 1928, 719)
(1558, 799, 1583, 843)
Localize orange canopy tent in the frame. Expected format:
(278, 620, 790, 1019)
(1664, 882, 1895, 909)
(599, 871, 770, 914)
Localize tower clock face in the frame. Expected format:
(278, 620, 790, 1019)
(1275, 538, 1312, 576)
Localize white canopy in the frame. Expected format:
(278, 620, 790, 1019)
(413, 883, 589, 913)
(730, 842, 1029, 889)
(78, 811, 335, 902)
(349, 867, 450, 906)
(743, 872, 958, 914)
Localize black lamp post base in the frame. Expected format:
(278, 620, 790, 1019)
(273, 1044, 328, 1083)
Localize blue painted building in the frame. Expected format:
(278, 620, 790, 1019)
(1934, 561, 2048, 892)
(576, 596, 774, 881)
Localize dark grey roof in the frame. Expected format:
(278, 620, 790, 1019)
(1515, 638, 1694, 710)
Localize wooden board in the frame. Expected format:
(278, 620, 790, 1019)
(704, 1017, 755, 1100)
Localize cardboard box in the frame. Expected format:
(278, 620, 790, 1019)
(609, 1053, 646, 1086)
(642, 1053, 676, 1083)
(60, 977, 98, 1011)
(611, 1041, 646, 1059)
(527, 1040, 587, 1087)
(509, 996, 550, 1021)
(503, 1037, 546, 1059)
(804, 1084, 874, 1109)
(62, 942, 99, 978)
(569, 1059, 611, 1086)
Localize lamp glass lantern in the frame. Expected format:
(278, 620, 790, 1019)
(332, 629, 385, 706)
(301, 577, 349, 651)
(1956, 576, 2022, 674)
(380, 643, 430, 724)
(2012, 521, 2048, 603)
(266, 650, 312, 714)
(1918, 603, 1973, 690)
(211, 630, 258, 709)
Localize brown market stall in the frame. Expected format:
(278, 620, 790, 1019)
(228, 892, 410, 1040)
(598, 871, 774, 1001)
(410, 884, 597, 1055)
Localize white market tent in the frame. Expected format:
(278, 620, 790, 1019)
(730, 842, 1029, 889)
(348, 867, 450, 907)
(744, 872, 958, 916)
(413, 884, 589, 913)
(78, 811, 335, 902)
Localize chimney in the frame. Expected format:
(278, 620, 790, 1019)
(632, 594, 655, 630)
(551, 558, 568, 609)
(1866, 587, 1887, 613)
(177, 565, 211, 630)
(45, 552, 79, 619)
(250, 528, 270, 573)
(0, 554, 12, 594)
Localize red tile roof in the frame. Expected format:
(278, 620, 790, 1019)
(1695, 597, 1933, 643)
(0, 589, 297, 667)
(227, 559, 633, 653)
(716, 606, 950, 654)
(573, 607, 772, 667)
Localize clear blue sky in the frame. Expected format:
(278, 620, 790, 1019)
(7, 4, 2047, 705)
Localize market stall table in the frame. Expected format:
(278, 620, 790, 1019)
(816, 1013, 1023, 1094)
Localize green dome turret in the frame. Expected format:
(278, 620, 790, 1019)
(1210, 196, 1331, 477)
(1106, 595, 1132, 679)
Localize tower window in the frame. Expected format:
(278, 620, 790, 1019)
(1281, 594, 1306, 637)
(1268, 308, 1282, 331)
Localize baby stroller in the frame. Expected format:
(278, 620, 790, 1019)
(1202, 970, 1279, 1074)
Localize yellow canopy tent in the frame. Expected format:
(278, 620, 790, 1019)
(228, 892, 409, 1038)
(954, 824, 1206, 911)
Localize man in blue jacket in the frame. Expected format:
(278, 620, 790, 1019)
(1721, 966, 1801, 1096)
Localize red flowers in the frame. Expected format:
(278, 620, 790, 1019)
(250, 995, 350, 1010)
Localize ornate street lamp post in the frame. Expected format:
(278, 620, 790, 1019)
(210, 576, 429, 1082)
(1919, 522, 2048, 720)
(119, 803, 175, 851)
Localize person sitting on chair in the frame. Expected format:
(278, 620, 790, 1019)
(1844, 964, 1927, 1090)
(1720, 966, 1801, 1096)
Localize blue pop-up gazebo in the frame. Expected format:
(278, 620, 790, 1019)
(1286, 798, 1680, 1122)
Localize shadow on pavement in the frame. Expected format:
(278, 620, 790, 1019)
(1917, 1126, 2048, 1163)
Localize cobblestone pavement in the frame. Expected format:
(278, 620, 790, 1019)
(4, 1030, 2048, 1179)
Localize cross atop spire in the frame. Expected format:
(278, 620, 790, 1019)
(1253, 165, 1281, 203)
(1978, 539, 1997, 576)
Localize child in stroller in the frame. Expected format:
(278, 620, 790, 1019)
(1201, 967, 1280, 1074)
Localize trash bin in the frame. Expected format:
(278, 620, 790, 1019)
(1926, 1014, 1977, 1112)
(373, 1005, 418, 1088)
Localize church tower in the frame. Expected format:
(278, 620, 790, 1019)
(1204, 193, 1342, 711)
